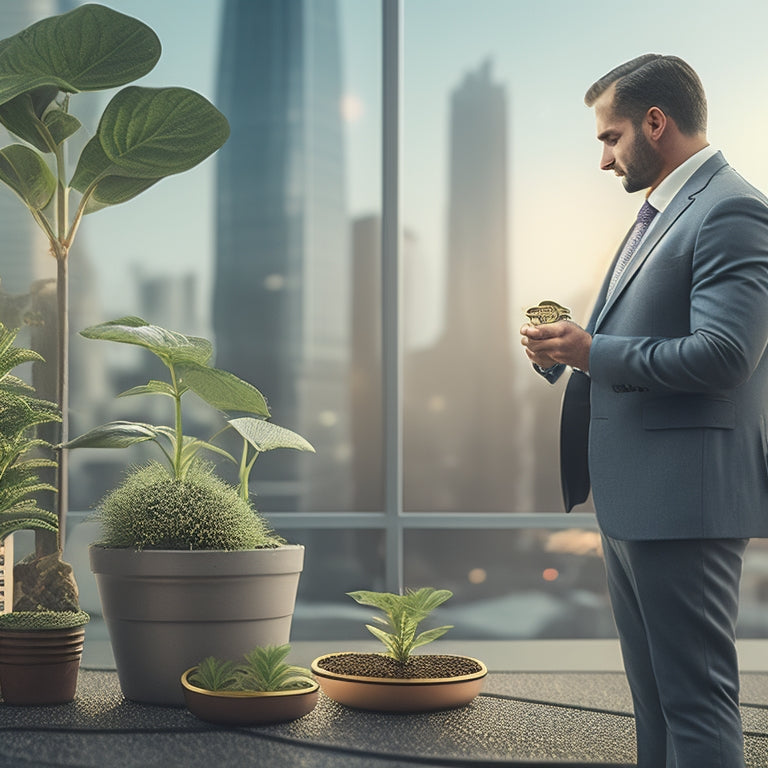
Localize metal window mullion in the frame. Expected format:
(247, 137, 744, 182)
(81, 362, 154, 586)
(266, 512, 598, 531)
(381, 0, 403, 594)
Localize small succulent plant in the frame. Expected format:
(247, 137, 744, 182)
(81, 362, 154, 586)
(188, 644, 314, 692)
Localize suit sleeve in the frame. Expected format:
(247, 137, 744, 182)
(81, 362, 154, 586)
(589, 194, 768, 392)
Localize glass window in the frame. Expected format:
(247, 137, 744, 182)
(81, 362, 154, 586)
(404, 529, 615, 639)
(3, 0, 768, 646)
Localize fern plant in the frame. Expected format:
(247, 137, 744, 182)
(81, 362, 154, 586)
(0, 323, 60, 542)
(347, 587, 454, 664)
(187, 656, 240, 692)
(237, 645, 314, 692)
(188, 644, 314, 692)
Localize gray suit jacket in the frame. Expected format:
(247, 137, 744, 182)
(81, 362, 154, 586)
(552, 152, 768, 539)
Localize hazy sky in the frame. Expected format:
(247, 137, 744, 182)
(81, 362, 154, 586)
(401, 0, 768, 336)
(9, 0, 768, 341)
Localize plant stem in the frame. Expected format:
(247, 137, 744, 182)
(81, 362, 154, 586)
(54, 139, 69, 551)
(169, 365, 184, 480)
(55, 246, 69, 551)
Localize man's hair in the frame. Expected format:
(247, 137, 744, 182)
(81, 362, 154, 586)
(584, 54, 707, 135)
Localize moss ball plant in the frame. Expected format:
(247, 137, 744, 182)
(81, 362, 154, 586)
(0, 609, 90, 631)
(95, 460, 282, 551)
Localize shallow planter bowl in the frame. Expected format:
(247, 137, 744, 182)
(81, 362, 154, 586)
(181, 668, 320, 725)
(311, 653, 487, 713)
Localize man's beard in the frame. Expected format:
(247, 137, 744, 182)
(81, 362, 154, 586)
(621, 130, 664, 194)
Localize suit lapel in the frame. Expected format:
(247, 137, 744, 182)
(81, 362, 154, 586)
(594, 152, 728, 331)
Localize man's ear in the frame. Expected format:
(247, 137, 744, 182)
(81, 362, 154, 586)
(644, 106, 667, 141)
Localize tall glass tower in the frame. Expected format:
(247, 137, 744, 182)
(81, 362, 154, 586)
(214, 0, 350, 510)
(404, 60, 517, 513)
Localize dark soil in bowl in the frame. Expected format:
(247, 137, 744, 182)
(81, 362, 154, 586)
(315, 653, 483, 679)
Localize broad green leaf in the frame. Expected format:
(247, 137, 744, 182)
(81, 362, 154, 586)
(228, 417, 314, 453)
(0, 87, 59, 151)
(411, 625, 452, 650)
(402, 587, 453, 619)
(347, 590, 401, 612)
(71, 133, 161, 213)
(117, 381, 178, 399)
(82, 174, 160, 214)
(364, 624, 397, 653)
(61, 420, 158, 449)
(0, 144, 56, 210)
(70, 86, 230, 197)
(0, 4, 161, 106)
(80, 318, 213, 367)
(43, 108, 81, 146)
(177, 363, 270, 417)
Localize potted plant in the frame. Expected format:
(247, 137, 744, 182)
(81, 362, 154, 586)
(181, 643, 319, 725)
(63, 317, 315, 706)
(0, 2, 231, 561)
(0, 323, 89, 705)
(311, 588, 487, 713)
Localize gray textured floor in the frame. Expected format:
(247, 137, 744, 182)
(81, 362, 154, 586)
(1, 670, 767, 767)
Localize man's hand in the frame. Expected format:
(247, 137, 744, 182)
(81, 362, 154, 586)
(520, 320, 592, 372)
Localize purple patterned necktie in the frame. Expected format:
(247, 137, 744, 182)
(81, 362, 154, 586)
(606, 200, 658, 300)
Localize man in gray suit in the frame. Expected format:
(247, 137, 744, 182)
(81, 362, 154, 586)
(521, 54, 768, 768)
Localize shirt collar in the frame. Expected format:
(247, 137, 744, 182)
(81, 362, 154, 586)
(647, 145, 718, 213)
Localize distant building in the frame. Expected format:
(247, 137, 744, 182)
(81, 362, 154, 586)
(404, 60, 518, 512)
(213, 0, 350, 510)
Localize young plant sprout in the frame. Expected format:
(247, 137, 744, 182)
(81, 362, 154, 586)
(63, 317, 314, 501)
(347, 587, 453, 664)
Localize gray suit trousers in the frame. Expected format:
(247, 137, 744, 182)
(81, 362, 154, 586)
(601, 535, 748, 768)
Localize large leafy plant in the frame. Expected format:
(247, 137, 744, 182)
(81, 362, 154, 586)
(0, 4, 230, 547)
(63, 317, 314, 501)
(347, 588, 454, 664)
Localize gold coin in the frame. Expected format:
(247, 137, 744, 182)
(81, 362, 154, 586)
(525, 300, 572, 325)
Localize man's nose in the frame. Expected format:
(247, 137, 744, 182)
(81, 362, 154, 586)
(600, 145, 614, 172)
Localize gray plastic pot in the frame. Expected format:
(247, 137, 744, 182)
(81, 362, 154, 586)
(90, 544, 304, 705)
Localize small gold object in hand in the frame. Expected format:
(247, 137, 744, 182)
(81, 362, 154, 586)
(525, 300, 572, 325)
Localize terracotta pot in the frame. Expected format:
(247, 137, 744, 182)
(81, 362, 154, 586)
(90, 544, 304, 706)
(311, 652, 487, 712)
(180, 667, 320, 725)
(0, 627, 85, 705)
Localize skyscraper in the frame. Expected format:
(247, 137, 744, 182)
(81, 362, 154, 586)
(404, 60, 518, 512)
(214, 0, 350, 510)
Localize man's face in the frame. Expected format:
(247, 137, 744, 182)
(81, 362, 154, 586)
(594, 85, 663, 194)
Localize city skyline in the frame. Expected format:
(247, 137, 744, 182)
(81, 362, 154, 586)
(39, 0, 768, 344)
(2, 0, 768, 641)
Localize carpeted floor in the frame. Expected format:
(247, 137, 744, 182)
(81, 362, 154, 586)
(1, 670, 767, 767)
